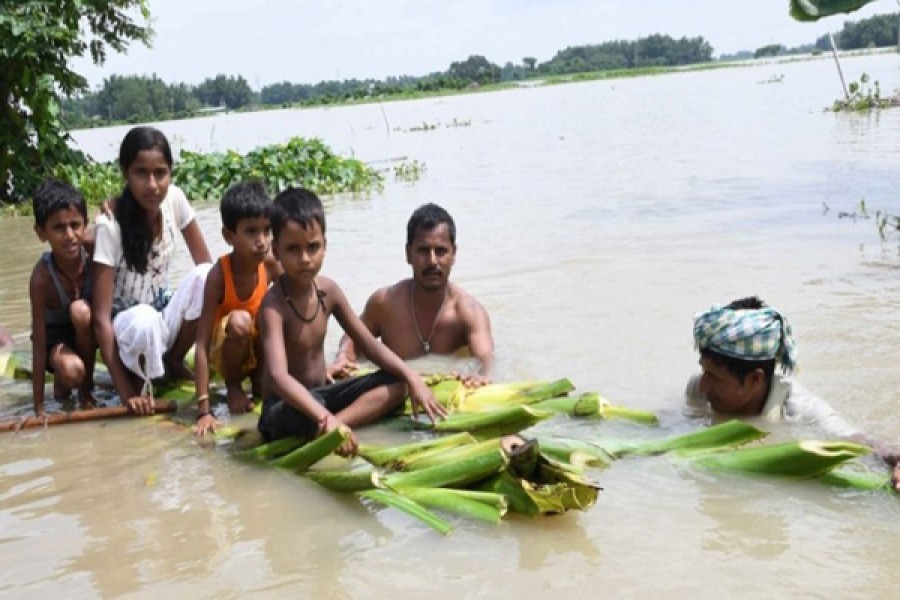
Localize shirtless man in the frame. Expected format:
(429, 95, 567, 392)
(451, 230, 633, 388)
(328, 203, 494, 385)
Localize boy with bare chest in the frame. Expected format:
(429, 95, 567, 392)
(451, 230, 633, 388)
(257, 188, 444, 455)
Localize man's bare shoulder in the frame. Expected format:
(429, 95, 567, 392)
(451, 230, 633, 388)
(451, 284, 488, 317)
(368, 279, 409, 306)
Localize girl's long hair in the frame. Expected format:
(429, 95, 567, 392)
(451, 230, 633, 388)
(115, 127, 174, 273)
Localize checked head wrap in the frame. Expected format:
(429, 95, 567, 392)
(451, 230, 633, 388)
(693, 303, 798, 373)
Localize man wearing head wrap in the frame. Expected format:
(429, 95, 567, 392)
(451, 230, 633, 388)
(686, 296, 900, 489)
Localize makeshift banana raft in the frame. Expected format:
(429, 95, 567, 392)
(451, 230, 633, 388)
(1, 351, 893, 534)
(155, 375, 896, 535)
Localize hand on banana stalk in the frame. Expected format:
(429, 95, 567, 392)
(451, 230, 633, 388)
(454, 371, 491, 388)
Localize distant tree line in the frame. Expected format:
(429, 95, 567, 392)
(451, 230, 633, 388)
(60, 12, 898, 129)
(60, 34, 713, 128)
(736, 12, 898, 60)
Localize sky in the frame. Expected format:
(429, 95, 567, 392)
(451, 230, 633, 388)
(73, 0, 899, 89)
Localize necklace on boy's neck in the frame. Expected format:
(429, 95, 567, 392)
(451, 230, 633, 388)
(280, 277, 323, 324)
(410, 283, 448, 354)
(52, 252, 86, 300)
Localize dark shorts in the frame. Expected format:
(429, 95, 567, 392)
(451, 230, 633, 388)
(44, 322, 77, 374)
(257, 371, 401, 442)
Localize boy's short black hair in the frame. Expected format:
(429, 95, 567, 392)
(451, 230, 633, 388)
(407, 203, 455, 246)
(271, 187, 326, 240)
(220, 181, 271, 231)
(33, 177, 87, 228)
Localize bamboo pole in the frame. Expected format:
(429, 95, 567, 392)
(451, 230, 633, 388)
(829, 32, 850, 101)
(0, 400, 178, 432)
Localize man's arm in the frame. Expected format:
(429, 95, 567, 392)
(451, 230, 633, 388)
(332, 285, 445, 423)
(327, 290, 384, 380)
(459, 295, 494, 383)
(193, 262, 224, 436)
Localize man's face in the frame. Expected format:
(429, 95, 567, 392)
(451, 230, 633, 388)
(698, 355, 763, 415)
(406, 223, 456, 291)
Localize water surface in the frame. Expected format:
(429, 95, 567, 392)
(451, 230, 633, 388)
(2, 53, 900, 598)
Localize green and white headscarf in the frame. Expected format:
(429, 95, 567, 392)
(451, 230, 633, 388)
(693, 303, 798, 373)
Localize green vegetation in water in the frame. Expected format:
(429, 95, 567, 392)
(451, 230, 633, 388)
(824, 198, 900, 245)
(393, 160, 427, 183)
(832, 73, 900, 112)
(44, 137, 383, 210)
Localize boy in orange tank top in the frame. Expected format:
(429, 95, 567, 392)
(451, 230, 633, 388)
(194, 182, 280, 436)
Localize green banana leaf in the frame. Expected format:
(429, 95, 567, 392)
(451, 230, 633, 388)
(689, 439, 871, 478)
(819, 469, 892, 491)
(790, 0, 877, 22)
(606, 420, 768, 457)
(532, 435, 615, 468)
(359, 489, 453, 535)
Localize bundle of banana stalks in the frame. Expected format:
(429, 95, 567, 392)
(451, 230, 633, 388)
(415, 375, 659, 426)
(239, 428, 601, 535)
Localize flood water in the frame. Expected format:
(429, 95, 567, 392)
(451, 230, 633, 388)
(2, 52, 900, 598)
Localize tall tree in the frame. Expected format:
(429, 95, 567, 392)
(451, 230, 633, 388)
(0, 1, 152, 204)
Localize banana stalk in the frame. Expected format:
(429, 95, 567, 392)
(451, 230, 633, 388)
(382, 444, 508, 490)
(236, 437, 306, 461)
(359, 489, 453, 536)
(688, 439, 871, 478)
(357, 432, 477, 467)
(399, 438, 503, 471)
(606, 420, 768, 457)
(306, 468, 381, 492)
(270, 425, 351, 471)
(398, 488, 508, 524)
(434, 405, 553, 437)
(459, 378, 575, 412)
(531, 392, 599, 417)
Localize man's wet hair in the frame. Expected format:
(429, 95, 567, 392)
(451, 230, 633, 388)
(221, 181, 271, 231)
(406, 203, 455, 246)
(701, 296, 776, 384)
(271, 187, 326, 240)
(33, 177, 87, 229)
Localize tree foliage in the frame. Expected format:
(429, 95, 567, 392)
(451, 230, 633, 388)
(0, 0, 153, 204)
(816, 12, 900, 50)
(539, 35, 713, 75)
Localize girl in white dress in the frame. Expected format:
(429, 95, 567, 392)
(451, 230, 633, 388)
(93, 127, 212, 414)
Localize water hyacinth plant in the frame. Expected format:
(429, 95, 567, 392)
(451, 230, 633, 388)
(52, 136, 382, 207)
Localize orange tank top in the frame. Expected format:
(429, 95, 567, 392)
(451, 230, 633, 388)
(213, 254, 268, 325)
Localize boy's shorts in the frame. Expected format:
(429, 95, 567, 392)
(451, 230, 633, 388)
(43, 322, 76, 374)
(209, 312, 258, 377)
(257, 371, 401, 441)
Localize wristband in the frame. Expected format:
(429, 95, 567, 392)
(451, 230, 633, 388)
(196, 411, 211, 421)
